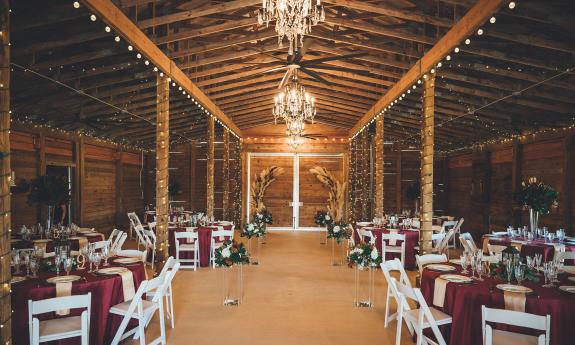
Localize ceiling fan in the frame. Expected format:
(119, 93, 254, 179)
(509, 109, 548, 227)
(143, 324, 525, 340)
(246, 39, 369, 89)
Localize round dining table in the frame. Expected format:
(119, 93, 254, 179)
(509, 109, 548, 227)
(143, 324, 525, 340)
(482, 234, 575, 263)
(11, 233, 105, 252)
(168, 223, 233, 267)
(420, 263, 575, 345)
(11, 259, 147, 345)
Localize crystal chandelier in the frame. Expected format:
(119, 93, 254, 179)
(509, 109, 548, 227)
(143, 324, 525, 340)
(258, 0, 325, 55)
(273, 73, 316, 137)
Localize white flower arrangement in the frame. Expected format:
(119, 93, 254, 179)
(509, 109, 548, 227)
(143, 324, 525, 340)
(241, 222, 265, 239)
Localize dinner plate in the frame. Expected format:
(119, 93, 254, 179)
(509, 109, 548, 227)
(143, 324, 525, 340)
(558, 286, 575, 294)
(563, 266, 575, 275)
(114, 257, 141, 265)
(96, 267, 129, 275)
(440, 274, 473, 284)
(10, 276, 27, 284)
(33, 239, 51, 243)
(426, 264, 456, 272)
(356, 222, 371, 226)
(85, 233, 102, 237)
(568, 277, 575, 282)
(496, 284, 533, 294)
(449, 259, 462, 265)
(46, 275, 82, 284)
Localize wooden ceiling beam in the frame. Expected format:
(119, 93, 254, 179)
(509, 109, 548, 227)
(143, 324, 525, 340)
(351, 0, 507, 136)
(83, 0, 241, 136)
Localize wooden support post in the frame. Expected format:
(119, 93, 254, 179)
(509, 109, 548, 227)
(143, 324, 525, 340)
(222, 130, 230, 220)
(511, 140, 522, 227)
(360, 131, 370, 220)
(115, 149, 124, 227)
(563, 135, 573, 234)
(374, 116, 385, 218)
(396, 150, 402, 213)
(206, 115, 215, 219)
(442, 157, 449, 215)
(74, 138, 85, 225)
(0, 1, 11, 342)
(36, 133, 45, 223)
(420, 74, 435, 254)
(189, 140, 196, 211)
(155, 75, 169, 272)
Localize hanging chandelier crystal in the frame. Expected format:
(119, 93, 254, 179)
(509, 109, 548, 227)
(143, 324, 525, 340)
(273, 73, 316, 138)
(258, 0, 325, 55)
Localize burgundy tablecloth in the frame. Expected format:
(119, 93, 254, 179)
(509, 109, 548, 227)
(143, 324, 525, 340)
(355, 226, 419, 270)
(11, 260, 147, 345)
(168, 224, 233, 267)
(482, 235, 575, 263)
(420, 264, 575, 345)
(11, 234, 105, 252)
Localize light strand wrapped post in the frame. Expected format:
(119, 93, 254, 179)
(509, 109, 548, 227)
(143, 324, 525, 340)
(374, 116, 385, 218)
(360, 131, 370, 220)
(155, 74, 169, 273)
(206, 116, 215, 219)
(222, 129, 230, 220)
(0, 0, 11, 342)
(420, 74, 435, 254)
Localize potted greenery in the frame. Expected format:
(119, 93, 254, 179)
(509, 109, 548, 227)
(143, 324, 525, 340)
(27, 175, 70, 229)
(514, 177, 558, 232)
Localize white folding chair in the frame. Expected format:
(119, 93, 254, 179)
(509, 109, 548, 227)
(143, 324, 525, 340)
(175, 230, 199, 270)
(411, 219, 421, 229)
(380, 259, 414, 331)
(210, 229, 234, 268)
(127, 212, 144, 240)
(441, 220, 458, 248)
(108, 229, 120, 246)
(481, 306, 550, 345)
(459, 232, 478, 252)
(555, 250, 575, 264)
(382, 233, 406, 266)
(487, 243, 507, 256)
(109, 280, 151, 345)
(91, 240, 109, 251)
(116, 249, 148, 263)
(393, 278, 452, 345)
(147, 257, 179, 329)
(358, 228, 375, 243)
(431, 226, 457, 257)
(415, 253, 448, 275)
(143, 222, 158, 271)
(28, 293, 91, 345)
(111, 231, 127, 253)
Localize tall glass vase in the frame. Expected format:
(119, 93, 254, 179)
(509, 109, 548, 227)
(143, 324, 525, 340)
(354, 265, 375, 308)
(46, 205, 54, 230)
(529, 208, 539, 233)
(331, 237, 347, 266)
(247, 236, 262, 265)
(222, 264, 243, 306)
(319, 226, 327, 245)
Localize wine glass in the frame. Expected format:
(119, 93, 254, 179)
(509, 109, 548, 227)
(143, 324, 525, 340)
(542, 262, 554, 288)
(29, 257, 39, 278)
(92, 252, 102, 272)
(534, 254, 542, 271)
(460, 252, 469, 274)
(505, 259, 514, 285)
(101, 244, 110, 266)
(54, 255, 62, 276)
(63, 257, 73, 276)
(21, 251, 31, 277)
(514, 264, 526, 285)
(475, 259, 484, 281)
(12, 251, 21, 275)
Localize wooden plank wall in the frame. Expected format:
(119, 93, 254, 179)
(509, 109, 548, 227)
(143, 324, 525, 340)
(10, 129, 148, 234)
(443, 133, 575, 237)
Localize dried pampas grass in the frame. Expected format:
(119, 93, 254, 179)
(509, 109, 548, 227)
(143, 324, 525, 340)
(250, 166, 284, 213)
(309, 166, 347, 222)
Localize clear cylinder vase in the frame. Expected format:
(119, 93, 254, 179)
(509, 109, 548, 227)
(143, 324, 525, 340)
(529, 208, 539, 234)
(222, 264, 243, 306)
(248, 236, 262, 265)
(331, 237, 347, 266)
(354, 265, 375, 308)
(319, 226, 327, 245)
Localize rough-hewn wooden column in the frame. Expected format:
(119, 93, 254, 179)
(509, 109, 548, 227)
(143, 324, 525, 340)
(206, 116, 215, 219)
(563, 135, 573, 234)
(395, 150, 402, 213)
(222, 129, 230, 220)
(155, 75, 169, 271)
(115, 149, 124, 227)
(189, 140, 196, 211)
(374, 115, 385, 218)
(0, 1, 11, 343)
(420, 74, 435, 254)
(511, 140, 522, 227)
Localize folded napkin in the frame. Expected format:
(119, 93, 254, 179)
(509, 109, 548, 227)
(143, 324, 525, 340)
(433, 277, 448, 308)
(504, 291, 526, 312)
(389, 230, 398, 246)
(55, 281, 73, 316)
(118, 270, 136, 301)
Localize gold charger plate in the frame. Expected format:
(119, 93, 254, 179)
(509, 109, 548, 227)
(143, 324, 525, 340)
(10, 276, 27, 284)
(46, 275, 82, 284)
(495, 284, 533, 294)
(558, 286, 575, 294)
(440, 274, 473, 284)
(96, 267, 129, 275)
(114, 257, 141, 265)
(426, 264, 456, 272)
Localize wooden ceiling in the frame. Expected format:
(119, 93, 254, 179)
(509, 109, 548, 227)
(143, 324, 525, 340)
(8, 0, 575, 150)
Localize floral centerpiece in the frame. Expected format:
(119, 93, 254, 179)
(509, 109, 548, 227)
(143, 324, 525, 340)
(214, 240, 250, 267)
(314, 210, 332, 226)
(489, 261, 539, 283)
(514, 177, 558, 231)
(241, 222, 265, 239)
(254, 208, 273, 226)
(327, 221, 351, 243)
(348, 243, 382, 269)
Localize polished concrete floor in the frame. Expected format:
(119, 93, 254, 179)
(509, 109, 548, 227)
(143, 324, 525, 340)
(128, 231, 417, 345)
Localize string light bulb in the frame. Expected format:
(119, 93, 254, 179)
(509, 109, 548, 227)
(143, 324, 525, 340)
(509, 2, 516, 9)
(490, 16, 496, 24)
(136, 53, 142, 59)
(465, 38, 471, 45)
(128, 45, 133, 51)
(105, 26, 111, 33)
(90, 14, 97, 21)
(477, 28, 484, 35)
(454, 47, 460, 53)
(114, 36, 120, 42)
(73, 1, 80, 8)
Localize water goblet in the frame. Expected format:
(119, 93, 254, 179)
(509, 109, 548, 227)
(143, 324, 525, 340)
(514, 264, 526, 285)
(54, 255, 62, 276)
(505, 259, 514, 285)
(101, 244, 110, 266)
(475, 260, 484, 281)
(12, 251, 21, 275)
(460, 253, 469, 274)
(29, 258, 39, 278)
(92, 253, 102, 272)
(542, 262, 553, 288)
(534, 254, 542, 271)
(21, 251, 31, 277)
(63, 257, 73, 276)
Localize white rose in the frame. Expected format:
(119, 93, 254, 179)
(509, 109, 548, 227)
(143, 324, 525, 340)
(370, 248, 379, 260)
(248, 224, 254, 231)
(333, 225, 341, 233)
(221, 247, 231, 258)
(325, 215, 331, 220)
(258, 214, 263, 219)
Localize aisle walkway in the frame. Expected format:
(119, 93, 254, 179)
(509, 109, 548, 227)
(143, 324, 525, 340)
(133, 231, 416, 345)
